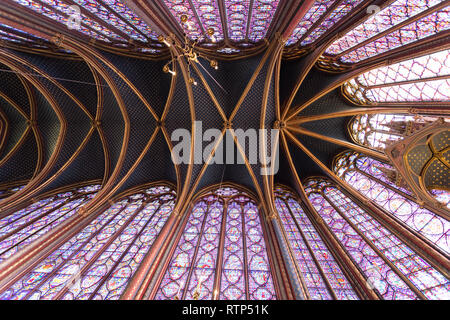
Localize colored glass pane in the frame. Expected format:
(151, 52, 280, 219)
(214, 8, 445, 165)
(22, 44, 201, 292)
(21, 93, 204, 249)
(274, 186, 358, 300)
(334, 152, 450, 255)
(0, 184, 101, 263)
(327, 2, 449, 63)
(286, 0, 364, 46)
(155, 186, 276, 300)
(305, 178, 450, 299)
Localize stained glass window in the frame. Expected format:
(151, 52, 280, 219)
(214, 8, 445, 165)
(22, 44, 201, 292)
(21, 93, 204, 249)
(101, 0, 159, 40)
(326, 0, 449, 63)
(430, 189, 450, 210)
(70, 0, 156, 42)
(225, 0, 250, 42)
(0, 184, 26, 200)
(155, 186, 276, 300)
(0, 184, 101, 264)
(0, 184, 176, 300)
(274, 186, 359, 300)
(161, 0, 280, 46)
(348, 114, 447, 151)
(343, 50, 450, 103)
(305, 178, 450, 299)
(161, 0, 205, 41)
(247, 0, 280, 42)
(333, 151, 450, 255)
(286, 0, 365, 46)
(0, 24, 46, 45)
(12, 0, 121, 42)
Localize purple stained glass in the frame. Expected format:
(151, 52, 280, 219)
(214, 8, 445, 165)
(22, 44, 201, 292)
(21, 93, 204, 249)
(326, 0, 443, 54)
(305, 179, 423, 300)
(101, 0, 159, 40)
(322, 182, 449, 299)
(359, 50, 450, 86)
(162, 0, 204, 40)
(155, 201, 209, 300)
(326, 1, 449, 63)
(274, 186, 359, 300)
(12, 0, 118, 42)
(225, 0, 250, 42)
(155, 186, 276, 300)
(366, 79, 450, 102)
(71, 0, 145, 41)
(301, 0, 365, 45)
(244, 202, 276, 300)
(333, 152, 450, 255)
(344, 49, 450, 102)
(355, 156, 413, 196)
(0, 185, 100, 264)
(248, 0, 280, 42)
(191, 0, 224, 42)
(220, 201, 245, 299)
(184, 200, 223, 300)
(0, 185, 176, 300)
(276, 197, 332, 299)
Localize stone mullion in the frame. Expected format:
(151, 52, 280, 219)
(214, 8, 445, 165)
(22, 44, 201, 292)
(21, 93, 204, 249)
(271, 197, 311, 300)
(18, 201, 129, 300)
(181, 202, 210, 300)
(87, 202, 164, 299)
(320, 191, 427, 300)
(212, 200, 228, 300)
(285, 197, 338, 300)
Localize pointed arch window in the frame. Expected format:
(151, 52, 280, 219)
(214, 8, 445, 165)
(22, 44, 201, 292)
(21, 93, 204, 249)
(0, 184, 176, 300)
(343, 50, 450, 104)
(0, 184, 101, 264)
(274, 185, 359, 300)
(326, 0, 449, 63)
(333, 151, 449, 255)
(155, 186, 277, 300)
(304, 178, 450, 300)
